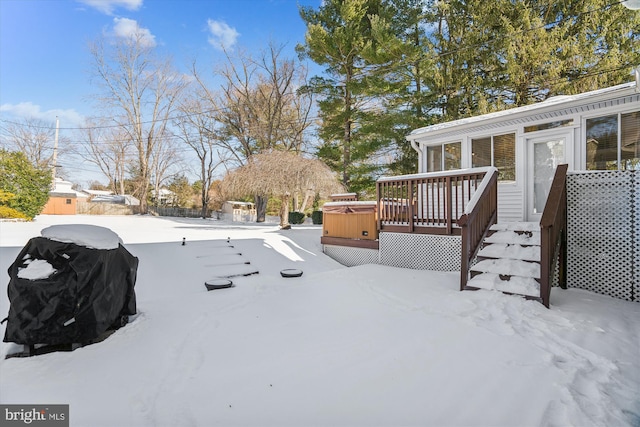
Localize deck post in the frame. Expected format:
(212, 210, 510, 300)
(446, 176, 453, 235)
(408, 180, 415, 233)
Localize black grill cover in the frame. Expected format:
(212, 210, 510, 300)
(3, 237, 138, 345)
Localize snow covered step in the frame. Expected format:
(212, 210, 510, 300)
(477, 243, 540, 262)
(490, 222, 539, 232)
(471, 258, 540, 279)
(484, 230, 540, 246)
(466, 273, 541, 297)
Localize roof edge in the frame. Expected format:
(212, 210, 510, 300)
(407, 81, 637, 141)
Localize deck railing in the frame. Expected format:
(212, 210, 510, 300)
(539, 164, 568, 308)
(457, 168, 499, 290)
(330, 193, 359, 202)
(376, 168, 493, 235)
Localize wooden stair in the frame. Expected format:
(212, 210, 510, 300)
(467, 222, 542, 301)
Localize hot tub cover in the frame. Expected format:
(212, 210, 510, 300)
(3, 236, 138, 346)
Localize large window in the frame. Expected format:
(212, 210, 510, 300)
(426, 142, 461, 172)
(586, 111, 640, 171)
(472, 133, 516, 181)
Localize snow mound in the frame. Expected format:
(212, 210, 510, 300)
(17, 259, 57, 280)
(41, 224, 123, 250)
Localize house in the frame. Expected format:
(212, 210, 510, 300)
(91, 195, 140, 206)
(151, 188, 177, 206)
(79, 189, 113, 199)
(322, 79, 639, 307)
(406, 81, 639, 223)
(41, 179, 84, 215)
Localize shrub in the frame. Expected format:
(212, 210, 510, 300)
(0, 150, 51, 219)
(0, 206, 28, 220)
(311, 210, 323, 224)
(288, 211, 306, 225)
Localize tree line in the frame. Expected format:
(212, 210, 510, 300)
(1, 0, 638, 224)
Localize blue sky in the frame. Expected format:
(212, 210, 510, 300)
(0, 0, 321, 184)
(0, 0, 320, 126)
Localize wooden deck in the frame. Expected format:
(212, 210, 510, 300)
(321, 165, 568, 308)
(322, 168, 496, 247)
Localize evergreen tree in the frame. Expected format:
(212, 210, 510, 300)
(300, 0, 639, 184)
(298, 0, 399, 195)
(0, 150, 51, 220)
(541, 0, 640, 95)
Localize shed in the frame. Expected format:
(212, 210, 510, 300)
(41, 179, 79, 215)
(221, 201, 257, 222)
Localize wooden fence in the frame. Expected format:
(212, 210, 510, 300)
(77, 201, 135, 215)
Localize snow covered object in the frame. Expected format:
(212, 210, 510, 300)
(2, 225, 138, 346)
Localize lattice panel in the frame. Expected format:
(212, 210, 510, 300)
(567, 171, 637, 302)
(379, 232, 461, 271)
(322, 245, 379, 267)
(635, 173, 640, 300)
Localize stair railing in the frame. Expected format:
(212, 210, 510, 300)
(539, 164, 569, 308)
(458, 167, 499, 291)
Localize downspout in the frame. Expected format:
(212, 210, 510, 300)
(408, 136, 423, 173)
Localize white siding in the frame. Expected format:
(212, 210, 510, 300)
(497, 183, 524, 222)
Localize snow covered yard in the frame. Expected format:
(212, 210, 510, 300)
(0, 215, 638, 427)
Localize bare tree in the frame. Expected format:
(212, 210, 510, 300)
(0, 117, 62, 169)
(192, 41, 314, 221)
(76, 118, 131, 194)
(174, 94, 226, 218)
(149, 131, 183, 209)
(88, 32, 188, 212)
(221, 151, 343, 229)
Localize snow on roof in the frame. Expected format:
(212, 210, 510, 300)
(50, 178, 86, 198)
(323, 200, 377, 207)
(408, 81, 637, 139)
(41, 224, 123, 250)
(91, 195, 140, 205)
(83, 189, 113, 196)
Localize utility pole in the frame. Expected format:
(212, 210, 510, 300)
(51, 116, 59, 189)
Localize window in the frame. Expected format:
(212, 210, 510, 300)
(65, 199, 72, 204)
(524, 119, 573, 133)
(472, 133, 515, 181)
(586, 111, 640, 171)
(426, 142, 461, 172)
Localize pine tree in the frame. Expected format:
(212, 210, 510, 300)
(298, 0, 399, 195)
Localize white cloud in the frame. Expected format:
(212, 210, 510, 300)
(0, 102, 85, 127)
(207, 19, 240, 51)
(77, 0, 143, 15)
(112, 17, 156, 47)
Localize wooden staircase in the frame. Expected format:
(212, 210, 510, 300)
(466, 222, 542, 301)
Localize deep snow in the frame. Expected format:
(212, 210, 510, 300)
(0, 215, 638, 427)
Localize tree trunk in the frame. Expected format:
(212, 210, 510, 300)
(279, 192, 291, 229)
(299, 190, 313, 212)
(255, 194, 268, 222)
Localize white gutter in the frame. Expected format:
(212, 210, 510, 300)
(409, 138, 422, 172)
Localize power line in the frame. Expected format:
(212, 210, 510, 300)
(0, 0, 635, 135)
(2, 60, 636, 139)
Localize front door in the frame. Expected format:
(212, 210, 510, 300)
(526, 134, 568, 222)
